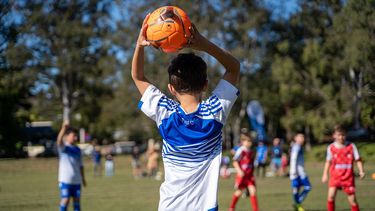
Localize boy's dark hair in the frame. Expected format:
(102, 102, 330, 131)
(65, 127, 78, 135)
(168, 53, 207, 93)
(333, 125, 346, 134)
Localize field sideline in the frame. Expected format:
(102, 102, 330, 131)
(0, 155, 374, 211)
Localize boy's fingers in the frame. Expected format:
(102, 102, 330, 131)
(142, 13, 151, 26)
(191, 23, 198, 34)
(188, 25, 195, 35)
(141, 24, 148, 36)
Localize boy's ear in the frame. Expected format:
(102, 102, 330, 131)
(203, 80, 208, 92)
(168, 84, 177, 96)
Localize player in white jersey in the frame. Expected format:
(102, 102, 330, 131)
(57, 122, 86, 211)
(289, 133, 311, 211)
(132, 16, 240, 211)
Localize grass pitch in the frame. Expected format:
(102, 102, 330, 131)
(0, 154, 374, 211)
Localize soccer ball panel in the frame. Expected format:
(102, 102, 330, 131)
(145, 6, 191, 53)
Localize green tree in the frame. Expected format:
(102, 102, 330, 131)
(0, 1, 36, 156)
(16, 1, 122, 136)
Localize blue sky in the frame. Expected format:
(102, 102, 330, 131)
(260, 0, 300, 20)
(2, 0, 302, 94)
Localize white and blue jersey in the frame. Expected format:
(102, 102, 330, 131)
(139, 79, 238, 211)
(289, 143, 311, 204)
(58, 143, 83, 185)
(289, 144, 306, 180)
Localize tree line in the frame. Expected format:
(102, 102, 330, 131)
(0, 0, 374, 156)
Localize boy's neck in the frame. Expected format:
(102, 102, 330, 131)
(176, 92, 202, 114)
(334, 140, 345, 147)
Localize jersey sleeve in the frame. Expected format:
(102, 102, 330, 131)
(57, 143, 66, 154)
(326, 145, 332, 161)
(233, 147, 243, 161)
(138, 85, 174, 126)
(289, 145, 299, 178)
(210, 79, 239, 124)
(351, 143, 360, 161)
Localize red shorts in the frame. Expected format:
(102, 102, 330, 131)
(235, 174, 256, 189)
(329, 178, 355, 195)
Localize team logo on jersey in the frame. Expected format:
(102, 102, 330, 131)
(182, 118, 195, 126)
(335, 164, 352, 169)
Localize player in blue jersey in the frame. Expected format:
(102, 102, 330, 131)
(254, 141, 268, 178)
(270, 137, 282, 176)
(57, 122, 86, 211)
(132, 15, 240, 211)
(290, 133, 311, 211)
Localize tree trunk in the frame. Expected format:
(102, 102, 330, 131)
(354, 71, 362, 129)
(62, 78, 71, 123)
(233, 101, 247, 146)
(305, 126, 311, 152)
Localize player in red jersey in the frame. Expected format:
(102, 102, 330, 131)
(322, 125, 365, 211)
(229, 131, 258, 211)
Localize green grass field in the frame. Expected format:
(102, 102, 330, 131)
(0, 155, 374, 211)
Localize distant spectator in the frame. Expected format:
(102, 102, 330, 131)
(104, 152, 114, 177)
(147, 142, 160, 178)
(131, 145, 142, 179)
(91, 139, 102, 177)
(281, 152, 289, 176)
(220, 155, 231, 179)
(270, 138, 283, 176)
(254, 141, 268, 178)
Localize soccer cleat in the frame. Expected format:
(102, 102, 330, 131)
(294, 204, 305, 211)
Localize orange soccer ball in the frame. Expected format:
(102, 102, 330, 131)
(146, 6, 191, 53)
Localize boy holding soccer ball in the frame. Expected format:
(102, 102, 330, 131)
(322, 125, 365, 211)
(132, 14, 240, 211)
(56, 122, 86, 211)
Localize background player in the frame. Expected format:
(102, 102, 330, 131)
(322, 125, 365, 211)
(131, 14, 240, 210)
(57, 122, 86, 211)
(270, 137, 283, 176)
(91, 139, 102, 177)
(254, 141, 268, 178)
(229, 131, 258, 211)
(290, 133, 311, 211)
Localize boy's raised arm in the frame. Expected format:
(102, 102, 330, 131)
(57, 121, 68, 147)
(131, 14, 152, 95)
(188, 24, 240, 86)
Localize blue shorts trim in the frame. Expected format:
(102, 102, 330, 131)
(59, 182, 81, 198)
(207, 205, 218, 211)
(291, 176, 311, 189)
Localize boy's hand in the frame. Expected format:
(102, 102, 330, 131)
(62, 120, 69, 128)
(59, 121, 69, 134)
(321, 173, 328, 183)
(186, 24, 209, 51)
(237, 170, 244, 177)
(359, 171, 365, 179)
(137, 14, 151, 47)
